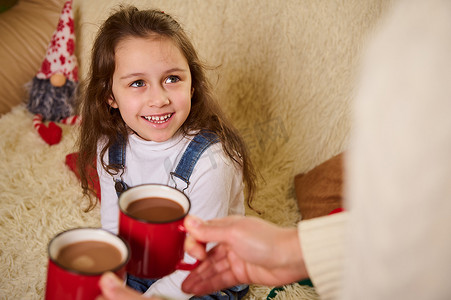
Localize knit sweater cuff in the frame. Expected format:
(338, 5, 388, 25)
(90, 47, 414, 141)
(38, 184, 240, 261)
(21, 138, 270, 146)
(298, 212, 348, 300)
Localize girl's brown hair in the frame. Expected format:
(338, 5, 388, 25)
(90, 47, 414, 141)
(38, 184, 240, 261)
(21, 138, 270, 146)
(77, 6, 256, 211)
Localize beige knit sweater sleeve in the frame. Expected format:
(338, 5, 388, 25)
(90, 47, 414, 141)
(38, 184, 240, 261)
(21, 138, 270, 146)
(298, 212, 347, 300)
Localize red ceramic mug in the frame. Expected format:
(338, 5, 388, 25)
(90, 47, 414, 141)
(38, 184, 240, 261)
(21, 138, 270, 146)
(45, 228, 130, 300)
(118, 184, 200, 278)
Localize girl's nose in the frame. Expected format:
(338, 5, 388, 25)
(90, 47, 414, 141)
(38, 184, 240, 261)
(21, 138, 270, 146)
(146, 85, 170, 107)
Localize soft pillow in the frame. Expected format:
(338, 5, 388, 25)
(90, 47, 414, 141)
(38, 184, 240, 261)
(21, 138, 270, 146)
(0, 0, 66, 115)
(294, 152, 344, 220)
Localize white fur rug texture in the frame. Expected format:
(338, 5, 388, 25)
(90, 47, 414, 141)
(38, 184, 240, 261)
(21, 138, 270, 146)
(0, 0, 393, 298)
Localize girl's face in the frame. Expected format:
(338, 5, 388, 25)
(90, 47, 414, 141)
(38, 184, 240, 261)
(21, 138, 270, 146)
(110, 36, 192, 142)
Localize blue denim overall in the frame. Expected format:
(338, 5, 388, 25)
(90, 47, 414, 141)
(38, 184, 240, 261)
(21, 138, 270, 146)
(109, 130, 249, 299)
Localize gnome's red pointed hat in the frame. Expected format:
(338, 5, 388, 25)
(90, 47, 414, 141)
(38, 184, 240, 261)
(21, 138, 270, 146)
(27, 0, 78, 122)
(36, 0, 78, 84)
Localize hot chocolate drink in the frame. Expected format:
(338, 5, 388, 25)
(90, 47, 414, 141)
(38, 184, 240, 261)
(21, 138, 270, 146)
(56, 240, 123, 274)
(126, 197, 185, 222)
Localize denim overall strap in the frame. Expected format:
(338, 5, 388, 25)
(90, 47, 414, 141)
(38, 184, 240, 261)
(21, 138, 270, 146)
(108, 134, 129, 197)
(170, 130, 219, 192)
(108, 131, 219, 196)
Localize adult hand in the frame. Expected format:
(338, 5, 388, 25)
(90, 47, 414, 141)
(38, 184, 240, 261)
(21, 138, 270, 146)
(96, 272, 162, 300)
(182, 215, 308, 295)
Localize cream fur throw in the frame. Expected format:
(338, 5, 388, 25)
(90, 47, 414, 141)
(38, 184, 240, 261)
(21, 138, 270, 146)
(0, 0, 392, 298)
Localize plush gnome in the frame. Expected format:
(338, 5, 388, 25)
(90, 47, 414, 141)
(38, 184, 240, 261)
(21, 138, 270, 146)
(27, 0, 80, 145)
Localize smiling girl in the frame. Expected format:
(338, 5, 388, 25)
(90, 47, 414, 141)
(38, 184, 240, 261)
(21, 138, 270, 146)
(77, 6, 255, 300)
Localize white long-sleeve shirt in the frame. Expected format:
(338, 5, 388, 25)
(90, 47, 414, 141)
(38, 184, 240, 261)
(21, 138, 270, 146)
(97, 132, 244, 299)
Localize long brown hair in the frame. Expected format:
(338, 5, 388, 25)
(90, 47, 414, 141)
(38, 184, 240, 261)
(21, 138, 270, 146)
(77, 6, 256, 211)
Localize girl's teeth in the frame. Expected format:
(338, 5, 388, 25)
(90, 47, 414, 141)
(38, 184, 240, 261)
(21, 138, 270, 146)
(144, 114, 172, 123)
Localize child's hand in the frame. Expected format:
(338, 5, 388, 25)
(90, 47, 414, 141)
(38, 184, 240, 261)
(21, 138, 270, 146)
(96, 272, 163, 300)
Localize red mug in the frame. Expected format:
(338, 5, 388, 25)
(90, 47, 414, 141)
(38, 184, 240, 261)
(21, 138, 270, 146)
(45, 228, 130, 300)
(118, 184, 199, 278)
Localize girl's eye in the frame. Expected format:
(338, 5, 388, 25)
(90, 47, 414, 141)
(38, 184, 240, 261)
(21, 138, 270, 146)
(165, 76, 180, 84)
(130, 80, 145, 88)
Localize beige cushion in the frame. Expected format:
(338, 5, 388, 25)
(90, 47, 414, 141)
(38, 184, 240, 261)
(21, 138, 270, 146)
(0, 0, 66, 115)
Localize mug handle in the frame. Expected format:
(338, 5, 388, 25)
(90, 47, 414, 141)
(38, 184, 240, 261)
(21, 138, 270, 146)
(176, 224, 206, 271)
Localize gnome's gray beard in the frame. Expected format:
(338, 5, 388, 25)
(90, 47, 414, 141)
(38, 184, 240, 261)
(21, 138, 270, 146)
(27, 77, 78, 122)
